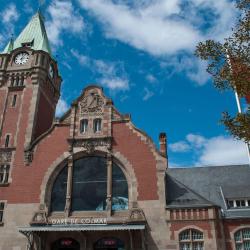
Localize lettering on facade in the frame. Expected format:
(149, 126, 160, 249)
(48, 217, 107, 225)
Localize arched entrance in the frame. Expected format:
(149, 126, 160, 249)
(94, 237, 125, 250)
(51, 238, 80, 250)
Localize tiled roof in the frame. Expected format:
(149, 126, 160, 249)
(166, 164, 250, 218)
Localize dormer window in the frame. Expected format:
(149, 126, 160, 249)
(93, 118, 102, 133)
(80, 119, 88, 133)
(227, 199, 250, 208)
(21, 40, 34, 48)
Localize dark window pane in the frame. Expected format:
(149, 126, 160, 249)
(112, 163, 128, 210)
(51, 166, 67, 212)
(228, 200, 234, 208)
(0, 202, 4, 210)
(0, 211, 3, 222)
(72, 157, 107, 211)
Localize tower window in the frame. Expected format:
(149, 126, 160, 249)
(12, 95, 17, 107)
(80, 119, 88, 133)
(0, 202, 4, 224)
(93, 119, 102, 133)
(0, 165, 10, 184)
(5, 135, 10, 148)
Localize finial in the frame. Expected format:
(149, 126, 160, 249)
(38, 0, 45, 12)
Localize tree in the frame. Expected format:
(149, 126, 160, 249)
(195, 0, 250, 143)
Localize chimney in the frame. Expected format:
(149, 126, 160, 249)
(159, 132, 167, 157)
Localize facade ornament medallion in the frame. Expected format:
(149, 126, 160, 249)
(79, 92, 104, 116)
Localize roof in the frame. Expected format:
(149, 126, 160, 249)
(166, 164, 250, 218)
(2, 11, 51, 55)
(19, 224, 145, 232)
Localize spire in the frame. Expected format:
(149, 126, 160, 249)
(1, 11, 52, 55)
(2, 37, 14, 54)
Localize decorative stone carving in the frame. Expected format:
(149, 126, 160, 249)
(0, 150, 12, 163)
(24, 150, 33, 165)
(79, 92, 104, 116)
(71, 137, 112, 153)
(31, 204, 48, 225)
(129, 208, 146, 222)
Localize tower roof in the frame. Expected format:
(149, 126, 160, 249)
(1, 11, 52, 55)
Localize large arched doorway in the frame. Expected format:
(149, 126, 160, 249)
(94, 237, 125, 250)
(51, 238, 80, 250)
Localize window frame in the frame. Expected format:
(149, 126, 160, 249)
(234, 228, 250, 250)
(93, 118, 102, 133)
(5, 134, 10, 148)
(50, 156, 129, 214)
(179, 229, 204, 250)
(0, 201, 5, 225)
(80, 119, 88, 133)
(0, 165, 10, 185)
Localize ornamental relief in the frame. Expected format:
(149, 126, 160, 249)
(0, 150, 12, 163)
(70, 137, 112, 154)
(79, 92, 104, 116)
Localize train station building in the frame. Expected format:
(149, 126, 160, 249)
(0, 11, 250, 250)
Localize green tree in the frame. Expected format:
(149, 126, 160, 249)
(195, 0, 250, 143)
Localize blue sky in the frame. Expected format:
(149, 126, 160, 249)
(0, 0, 249, 167)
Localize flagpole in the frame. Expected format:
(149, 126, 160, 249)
(226, 50, 250, 165)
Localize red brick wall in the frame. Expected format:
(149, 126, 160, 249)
(33, 91, 55, 140)
(0, 90, 22, 147)
(0, 126, 70, 203)
(223, 219, 250, 250)
(112, 122, 158, 200)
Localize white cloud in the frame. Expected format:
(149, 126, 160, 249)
(100, 77, 129, 91)
(71, 49, 129, 91)
(170, 133, 249, 166)
(78, 0, 236, 56)
(169, 141, 190, 152)
(56, 98, 69, 117)
(46, 0, 84, 46)
(1, 4, 19, 24)
(146, 74, 157, 83)
(186, 134, 206, 148)
(143, 87, 154, 101)
(0, 4, 19, 39)
(198, 136, 249, 166)
(78, 0, 201, 56)
(161, 55, 210, 85)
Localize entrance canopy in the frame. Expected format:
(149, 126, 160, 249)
(19, 224, 145, 232)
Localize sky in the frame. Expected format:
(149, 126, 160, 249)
(0, 0, 249, 167)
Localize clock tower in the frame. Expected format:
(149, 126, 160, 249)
(0, 11, 62, 160)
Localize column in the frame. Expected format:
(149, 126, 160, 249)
(106, 153, 112, 216)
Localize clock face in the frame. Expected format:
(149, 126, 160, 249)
(49, 64, 54, 78)
(14, 52, 29, 65)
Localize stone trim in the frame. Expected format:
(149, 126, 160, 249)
(230, 225, 250, 250)
(39, 152, 70, 207)
(112, 150, 138, 208)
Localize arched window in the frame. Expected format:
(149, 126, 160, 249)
(93, 118, 102, 133)
(50, 156, 129, 212)
(72, 157, 107, 211)
(80, 119, 88, 133)
(235, 228, 250, 250)
(50, 166, 67, 212)
(179, 229, 204, 250)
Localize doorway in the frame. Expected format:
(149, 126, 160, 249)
(94, 237, 125, 250)
(51, 238, 80, 250)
